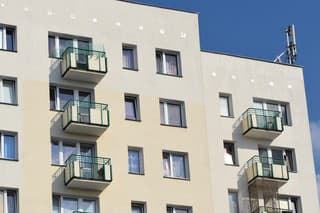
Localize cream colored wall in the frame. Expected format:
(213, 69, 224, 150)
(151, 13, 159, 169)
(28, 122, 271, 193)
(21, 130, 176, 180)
(201, 52, 319, 213)
(0, 0, 215, 213)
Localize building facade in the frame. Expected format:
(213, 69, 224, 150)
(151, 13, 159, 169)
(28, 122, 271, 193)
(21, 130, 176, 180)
(0, 0, 318, 212)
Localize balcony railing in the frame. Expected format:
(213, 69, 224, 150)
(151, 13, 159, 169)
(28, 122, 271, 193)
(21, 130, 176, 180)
(241, 108, 283, 140)
(65, 154, 112, 190)
(61, 47, 107, 83)
(62, 100, 110, 136)
(251, 206, 291, 213)
(247, 156, 289, 184)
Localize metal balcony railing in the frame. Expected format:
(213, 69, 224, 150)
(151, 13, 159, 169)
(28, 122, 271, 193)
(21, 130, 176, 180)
(61, 47, 107, 75)
(247, 156, 289, 183)
(242, 108, 283, 134)
(65, 154, 112, 185)
(63, 100, 109, 128)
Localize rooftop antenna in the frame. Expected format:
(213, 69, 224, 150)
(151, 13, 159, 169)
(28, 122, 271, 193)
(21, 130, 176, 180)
(274, 24, 297, 64)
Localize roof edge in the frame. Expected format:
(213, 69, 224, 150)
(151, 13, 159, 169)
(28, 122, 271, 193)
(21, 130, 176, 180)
(116, 0, 199, 15)
(201, 50, 304, 68)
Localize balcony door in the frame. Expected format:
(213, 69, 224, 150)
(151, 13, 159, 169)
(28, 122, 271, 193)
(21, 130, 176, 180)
(258, 148, 272, 177)
(78, 91, 91, 123)
(77, 40, 90, 69)
(80, 145, 94, 179)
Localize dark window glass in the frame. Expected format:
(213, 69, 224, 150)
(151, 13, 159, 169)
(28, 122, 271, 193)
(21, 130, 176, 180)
(224, 142, 236, 165)
(51, 141, 59, 165)
(128, 149, 141, 173)
(50, 86, 56, 110)
(59, 88, 74, 110)
(48, 36, 56, 57)
(59, 37, 73, 57)
(6, 28, 15, 51)
(156, 51, 163, 73)
(123, 47, 135, 69)
(125, 97, 138, 120)
(3, 135, 16, 159)
(281, 104, 288, 125)
(7, 191, 16, 213)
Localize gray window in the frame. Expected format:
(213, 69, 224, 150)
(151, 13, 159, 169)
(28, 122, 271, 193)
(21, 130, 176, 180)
(167, 205, 192, 213)
(123, 44, 138, 70)
(219, 93, 233, 117)
(156, 50, 181, 76)
(131, 202, 146, 213)
(163, 151, 189, 179)
(228, 191, 239, 213)
(128, 147, 144, 174)
(160, 100, 186, 127)
(0, 133, 17, 160)
(53, 195, 96, 213)
(224, 142, 237, 165)
(0, 190, 17, 213)
(0, 24, 16, 51)
(0, 78, 17, 105)
(125, 95, 140, 121)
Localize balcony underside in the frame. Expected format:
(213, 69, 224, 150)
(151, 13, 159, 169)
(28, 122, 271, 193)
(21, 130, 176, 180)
(66, 177, 110, 191)
(248, 176, 288, 188)
(63, 121, 108, 136)
(62, 67, 105, 83)
(243, 128, 282, 140)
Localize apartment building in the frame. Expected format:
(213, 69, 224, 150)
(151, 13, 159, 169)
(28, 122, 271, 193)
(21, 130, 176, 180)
(0, 0, 318, 213)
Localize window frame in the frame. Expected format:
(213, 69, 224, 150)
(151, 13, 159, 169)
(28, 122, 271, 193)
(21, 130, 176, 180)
(160, 99, 187, 128)
(228, 190, 240, 213)
(163, 151, 190, 180)
(52, 194, 98, 213)
(125, 94, 141, 121)
(253, 98, 292, 126)
(128, 146, 144, 175)
(131, 201, 146, 213)
(0, 24, 17, 52)
(278, 195, 302, 213)
(223, 141, 238, 166)
(219, 93, 233, 118)
(122, 44, 138, 71)
(0, 189, 18, 213)
(0, 77, 17, 105)
(49, 85, 93, 111)
(0, 131, 18, 161)
(167, 205, 192, 213)
(48, 32, 91, 58)
(51, 138, 96, 166)
(156, 49, 182, 77)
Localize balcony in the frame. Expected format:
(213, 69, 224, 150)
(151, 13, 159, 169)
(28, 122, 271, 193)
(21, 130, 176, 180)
(247, 156, 289, 186)
(241, 108, 283, 140)
(61, 47, 107, 83)
(251, 206, 291, 213)
(64, 154, 112, 191)
(62, 100, 109, 136)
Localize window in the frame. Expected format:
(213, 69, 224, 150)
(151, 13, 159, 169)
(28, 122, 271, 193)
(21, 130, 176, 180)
(123, 44, 138, 70)
(51, 139, 94, 165)
(128, 147, 144, 174)
(0, 24, 16, 51)
(49, 86, 92, 111)
(258, 147, 297, 172)
(167, 205, 192, 213)
(0, 78, 17, 105)
(131, 202, 146, 213)
(160, 100, 186, 127)
(163, 151, 189, 179)
(0, 133, 17, 160)
(48, 33, 91, 58)
(0, 190, 17, 213)
(52, 195, 97, 213)
(224, 142, 237, 166)
(279, 196, 301, 213)
(125, 95, 141, 121)
(156, 50, 181, 76)
(219, 93, 233, 117)
(253, 99, 291, 125)
(228, 191, 239, 213)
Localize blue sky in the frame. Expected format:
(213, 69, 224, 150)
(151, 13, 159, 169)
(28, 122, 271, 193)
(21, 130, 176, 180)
(128, 0, 320, 199)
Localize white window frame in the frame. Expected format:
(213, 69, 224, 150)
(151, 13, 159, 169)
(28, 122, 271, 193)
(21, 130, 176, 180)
(253, 99, 291, 125)
(125, 94, 141, 121)
(163, 151, 190, 179)
(128, 146, 144, 174)
(219, 93, 233, 117)
(50, 86, 93, 111)
(0, 24, 16, 51)
(53, 195, 97, 213)
(122, 44, 138, 70)
(0, 189, 17, 213)
(160, 99, 186, 127)
(51, 139, 95, 165)
(0, 78, 17, 105)
(156, 49, 181, 76)
(0, 132, 17, 160)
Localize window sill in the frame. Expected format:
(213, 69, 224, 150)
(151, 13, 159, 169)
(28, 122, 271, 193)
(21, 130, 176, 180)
(163, 176, 190, 181)
(0, 158, 18, 162)
(125, 118, 142, 122)
(51, 164, 66, 167)
(160, 123, 187, 128)
(49, 56, 62, 59)
(220, 115, 235, 119)
(123, 67, 139, 71)
(224, 163, 239, 167)
(289, 170, 297, 173)
(156, 72, 183, 78)
(0, 49, 17, 53)
(128, 172, 145, 176)
(50, 109, 64, 112)
(0, 102, 18, 106)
